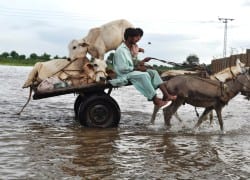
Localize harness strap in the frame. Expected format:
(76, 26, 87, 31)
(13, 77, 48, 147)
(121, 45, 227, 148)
(229, 66, 236, 79)
(51, 58, 80, 77)
(16, 87, 32, 115)
(188, 75, 227, 99)
(95, 70, 108, 77)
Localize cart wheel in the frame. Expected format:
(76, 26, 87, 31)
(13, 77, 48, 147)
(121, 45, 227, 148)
(74, 95, 84, 121)
(78, 93, 120, 128)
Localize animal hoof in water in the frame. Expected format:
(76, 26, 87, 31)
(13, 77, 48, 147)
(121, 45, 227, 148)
(165, 125, 172, 130)
(221, 130, 226, 135)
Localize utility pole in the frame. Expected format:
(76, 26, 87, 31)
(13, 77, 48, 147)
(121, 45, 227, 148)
(218, 17, 234, 57)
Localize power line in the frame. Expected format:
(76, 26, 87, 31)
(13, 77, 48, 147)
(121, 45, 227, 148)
(218, 17, 234, 57)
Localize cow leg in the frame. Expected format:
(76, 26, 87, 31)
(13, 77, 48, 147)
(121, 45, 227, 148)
(194, 107, 213, 129)
(163, 98, 184, 126)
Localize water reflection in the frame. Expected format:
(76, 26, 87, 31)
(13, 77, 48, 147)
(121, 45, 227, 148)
(64, 128, 120, 178)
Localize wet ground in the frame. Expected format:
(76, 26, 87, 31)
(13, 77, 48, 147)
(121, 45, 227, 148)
(0, 65, 250, 179)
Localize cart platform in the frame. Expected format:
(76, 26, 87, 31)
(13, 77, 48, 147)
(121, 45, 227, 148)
(33, 82, 114, 100)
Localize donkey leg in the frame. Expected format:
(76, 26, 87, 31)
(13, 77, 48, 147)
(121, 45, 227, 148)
(209, 111, 214, 126)
(174, 111, 183, 123)
(163, 99, 184, 127)
(215, 107, 224, 132)
(203, 110, 214, 126)
(194, 107, 213, 129)
(150, 105, 160, 124)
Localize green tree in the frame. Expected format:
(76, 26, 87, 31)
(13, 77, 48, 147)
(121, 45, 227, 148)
(39, 52, 51, 60)
(10, 51, 19, 59)
(0, 52, 9, 58)
(186, 54, 199, 65)
(54, 55, 59, 59)
(29, 53, 38, 59)
(153, 64, 158, 69)
(19, 54, 26, 60)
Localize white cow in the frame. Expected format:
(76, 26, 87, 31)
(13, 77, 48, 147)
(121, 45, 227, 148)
(68, 19, 134, 60)
(22, 57, 107, 88)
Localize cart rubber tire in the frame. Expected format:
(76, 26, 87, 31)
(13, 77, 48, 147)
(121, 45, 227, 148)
(78, 93, 120, 128)
(74, 95, 85, 121)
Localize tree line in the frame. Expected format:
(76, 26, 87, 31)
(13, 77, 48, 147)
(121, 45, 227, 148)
(0, 50, 67, 66)
(0, 50, 207, 72)
(0, 50, 66, 61)
(1, 50, 201, 64)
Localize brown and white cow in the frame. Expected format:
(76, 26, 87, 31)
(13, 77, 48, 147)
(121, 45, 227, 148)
(68, 19, 134, 60)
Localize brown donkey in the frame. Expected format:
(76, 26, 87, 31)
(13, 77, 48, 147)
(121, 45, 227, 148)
(152, 70, 250, 132)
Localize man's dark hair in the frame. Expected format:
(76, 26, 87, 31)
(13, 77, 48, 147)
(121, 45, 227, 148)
(136, 28, 143, 37)
(124, 27, 141, 40)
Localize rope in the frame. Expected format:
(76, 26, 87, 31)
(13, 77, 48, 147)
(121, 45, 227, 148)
(51, 58, 81, 77)
(60, 69, 84, 78)
(16, 87, 32, 115)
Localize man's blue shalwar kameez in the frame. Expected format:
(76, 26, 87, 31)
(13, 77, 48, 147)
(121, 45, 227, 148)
(109, 43, 163, 101)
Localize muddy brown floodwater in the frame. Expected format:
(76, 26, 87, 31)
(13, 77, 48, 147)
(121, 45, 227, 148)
(0, 65, 250, 179)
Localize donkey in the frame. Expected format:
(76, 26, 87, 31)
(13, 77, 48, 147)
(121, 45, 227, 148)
(152, 70, 250, 132)
(151, 59, 248, 126)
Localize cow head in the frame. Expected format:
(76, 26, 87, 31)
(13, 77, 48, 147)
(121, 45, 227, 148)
(92, 58, 108, 82)
(83, 58, 107, 82)
(68, 39, 89, 61)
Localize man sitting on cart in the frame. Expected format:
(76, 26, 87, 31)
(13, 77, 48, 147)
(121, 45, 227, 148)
(109, 27, 176, 108)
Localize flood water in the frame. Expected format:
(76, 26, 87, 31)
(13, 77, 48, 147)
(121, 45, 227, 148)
(0, 65, 250, 179)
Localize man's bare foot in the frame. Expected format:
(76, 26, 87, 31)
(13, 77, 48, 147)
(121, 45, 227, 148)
(153, 96, 171, 108)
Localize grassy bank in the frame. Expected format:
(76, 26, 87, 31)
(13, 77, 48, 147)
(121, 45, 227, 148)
(0, 58, 47, 66)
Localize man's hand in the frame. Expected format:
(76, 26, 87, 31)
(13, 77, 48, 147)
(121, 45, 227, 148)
(142, 57, 152, 62)
(135, 63, 147, 72)
(138, 48, 145, 53)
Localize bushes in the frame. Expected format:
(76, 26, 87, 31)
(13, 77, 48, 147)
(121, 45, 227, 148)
(0, 51, 65, 66)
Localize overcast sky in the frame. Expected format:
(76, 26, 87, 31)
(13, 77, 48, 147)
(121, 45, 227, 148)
(1, 0, 250, 64)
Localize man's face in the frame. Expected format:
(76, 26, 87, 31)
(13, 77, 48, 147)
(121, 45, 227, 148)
(129, 35, 141, 44)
